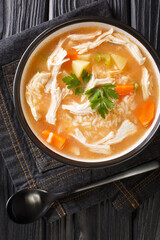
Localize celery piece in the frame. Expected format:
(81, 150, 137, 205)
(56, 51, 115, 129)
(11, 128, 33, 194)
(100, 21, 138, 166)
(103, 54, 111, 66)
(134, 82, 139, 90)
(95, 53, 102, 62)
(94, 53, 111, 66)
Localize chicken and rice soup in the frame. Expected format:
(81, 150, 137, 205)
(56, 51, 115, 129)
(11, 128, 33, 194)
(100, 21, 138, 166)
(21, 26, 158, 160)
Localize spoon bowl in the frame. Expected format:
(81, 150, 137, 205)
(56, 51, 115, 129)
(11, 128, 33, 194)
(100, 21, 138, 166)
(6, 189, 66, 224)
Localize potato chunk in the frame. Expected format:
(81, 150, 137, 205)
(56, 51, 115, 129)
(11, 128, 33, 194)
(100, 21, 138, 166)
(77, 54, 91, 61)
(111, 54, 127, 70)
(72, 60, 90, 77)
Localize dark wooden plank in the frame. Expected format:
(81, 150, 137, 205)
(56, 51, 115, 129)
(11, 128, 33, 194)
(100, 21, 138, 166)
(131, 0, 160, 53)
(49, 0, 77, 18)
(1, 1, 49, 239)
(133, 191, 160, 240)
(42, 200, 132, 240)
(107, 0, 131, 24)
(0, 153, 46, 240)
(2, 0, 49, 38)
(0, 0, 3, 38)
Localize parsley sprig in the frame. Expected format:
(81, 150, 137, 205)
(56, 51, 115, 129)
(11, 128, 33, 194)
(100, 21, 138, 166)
(85, 84, 119, 118)
(62, 70, 92, 95)
(81, 70, 92, 83)
(62, 73, 81, 89)
(62, 70, 119, 119)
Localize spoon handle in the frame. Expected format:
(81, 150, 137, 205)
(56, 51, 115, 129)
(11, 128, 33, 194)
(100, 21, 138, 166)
(71, 161, 159, 195)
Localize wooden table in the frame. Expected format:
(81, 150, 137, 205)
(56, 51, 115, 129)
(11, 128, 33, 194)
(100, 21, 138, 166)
(0, 0, 160, 239)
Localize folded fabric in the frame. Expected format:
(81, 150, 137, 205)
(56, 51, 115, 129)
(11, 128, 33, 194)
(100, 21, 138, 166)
(0, 0, 160, 222)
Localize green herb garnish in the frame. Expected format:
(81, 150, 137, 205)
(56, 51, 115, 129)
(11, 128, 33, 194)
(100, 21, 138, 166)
(85, 84, 119, 118)
(75, 87, 85, 95)
(102, 84, 119, 99)
(81, 69, 92, 83)
(62, 73, 81, 89)
(62, 71, 119, 118)
(62, 70, 92, 94)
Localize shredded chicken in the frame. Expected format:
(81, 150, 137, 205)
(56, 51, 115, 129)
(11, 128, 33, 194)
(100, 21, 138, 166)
(93, 131, 114, 145)
(70, 128, 111, 154)
(141, 67, 150, 100)
(45, 38, 73, 125)
(67, 30, 102, 40)
(126, 42, 146, 65)
(72, 30, 145, 64)
(113, 33, 130, 43)
(107, 120, 137, 145)
(95, 77, 115, 85)
(46, 86, 72, 125)
(62, 100, 93, 115)
(113, 33, 146, 65)
(70, 120, 136, 154)
(46, 87, 62, 125)
(47, 39, 69, 70)
(95, 29, 114, 41)
(62, 87, 73, 99)
(85, 73, 114, 91)
(73, 28, 114, 54)
(45, 39, 69, 93)
(26, 72, 51, 121)
(45, 65, 61, 93)
(105, 34, 127, 45)
(81, 72, 114, 101)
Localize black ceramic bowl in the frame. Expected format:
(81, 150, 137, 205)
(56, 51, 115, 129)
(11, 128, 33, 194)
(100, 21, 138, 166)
(14, 17, 160, 168)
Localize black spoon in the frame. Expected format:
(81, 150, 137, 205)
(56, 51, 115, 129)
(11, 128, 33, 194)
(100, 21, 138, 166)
(6, 189, 67, 224)
(6, 161, 159, 224)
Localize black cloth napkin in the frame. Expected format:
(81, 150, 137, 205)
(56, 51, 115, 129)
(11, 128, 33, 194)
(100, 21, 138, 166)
(0, 0, 160, 222)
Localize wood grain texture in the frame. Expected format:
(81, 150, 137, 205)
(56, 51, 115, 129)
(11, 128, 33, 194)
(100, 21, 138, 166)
(2, 0, 48, 37)
(133, 191, 160, 240)
(0, 0, 3, 38)
(49, 0, 77, 19)
(0, 153, 45, 240)
(0, 0, 160, 239)
(131, 0, 160, 53)
(107, 0, 130, 24)
(39, 201, 133, 240)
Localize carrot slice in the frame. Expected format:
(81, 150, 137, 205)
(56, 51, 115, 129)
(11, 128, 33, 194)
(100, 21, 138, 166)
(51, 132, 66, 149)
(115, 85, 134, 96)
(136, 98, 155, 127)
(66, 50, 78, 60)
(42, 130, 50, 139)
(42, 130, 66, 149)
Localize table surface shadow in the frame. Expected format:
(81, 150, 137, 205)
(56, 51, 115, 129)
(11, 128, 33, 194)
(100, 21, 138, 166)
(0, 0, 160, 239)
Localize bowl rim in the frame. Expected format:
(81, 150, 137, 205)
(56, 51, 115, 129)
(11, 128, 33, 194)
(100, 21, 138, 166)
(13, 16, 160, 168)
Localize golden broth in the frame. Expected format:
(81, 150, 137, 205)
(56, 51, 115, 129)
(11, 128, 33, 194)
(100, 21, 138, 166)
(22, 26, 159, 160)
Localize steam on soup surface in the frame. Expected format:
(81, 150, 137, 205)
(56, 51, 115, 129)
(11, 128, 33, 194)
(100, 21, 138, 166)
(22, 26, 158, 159)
